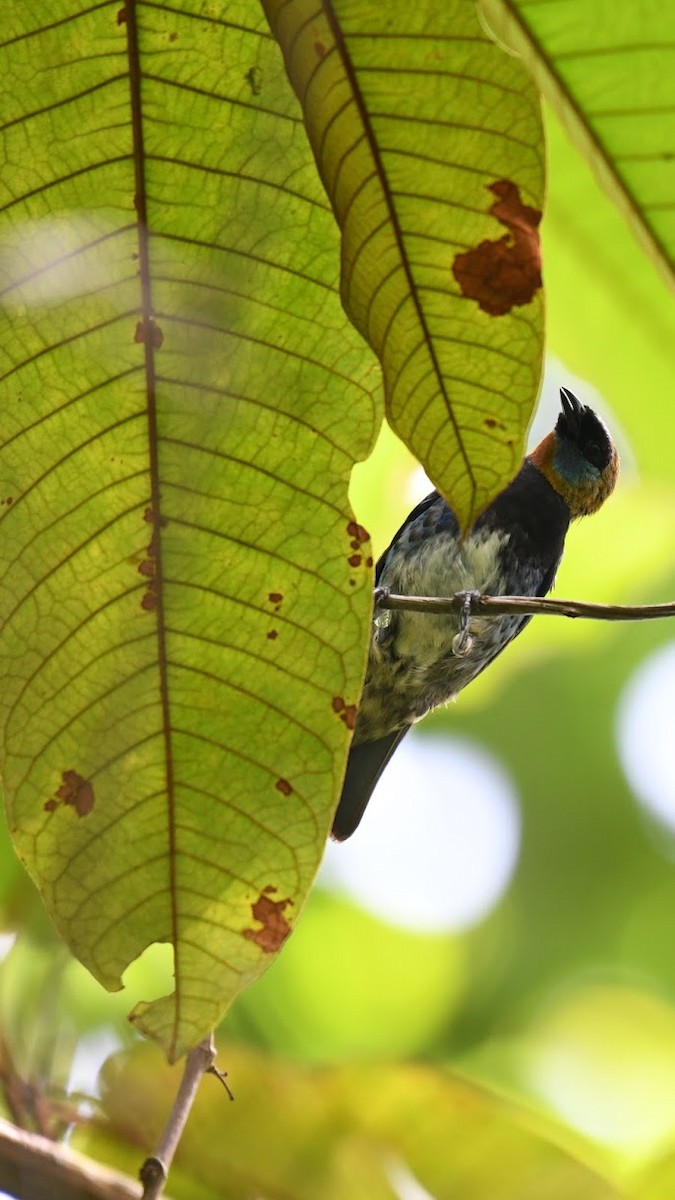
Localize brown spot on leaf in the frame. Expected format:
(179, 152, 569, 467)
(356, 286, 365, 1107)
(245, 66, 262, 95)
(3, 497, 13, 507)
(315, 39, 326, 58)
(348, 554, 362, 567)
(332, 696, 357, 729)
(168, 31, 177, 42)
(267, 630, 278, 640)
(349, 579, 356, 587)
(243, 890, 292, 953)
(134, 318, 164, 348)
(452, 179, 542, 316)
(347, 521, 370, 544)
(139, 508, 167, 609)
(144, 506, 168, 528)
(275, 778, 293, 796)
(51, 770, 95, 817)
(117, 5, 126, 23)
(43, 799, 57, 813)
(341, 705, 357, 730)
(268, 592, 283, 605)
(366, 556, 373, 568)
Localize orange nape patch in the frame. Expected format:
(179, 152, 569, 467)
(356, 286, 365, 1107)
(528, 431, 555, 475)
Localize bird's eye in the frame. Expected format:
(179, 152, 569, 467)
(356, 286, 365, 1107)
(584, 440, 606, 468)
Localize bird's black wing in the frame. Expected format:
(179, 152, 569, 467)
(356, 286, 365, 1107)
(332, 726, 409, 841)
(375, 489, 443, 584)
(332, 491, 445, 840)
(332, 491, 459, 840)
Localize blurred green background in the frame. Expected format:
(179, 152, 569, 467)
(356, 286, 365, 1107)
(1, 105, 675, 1199)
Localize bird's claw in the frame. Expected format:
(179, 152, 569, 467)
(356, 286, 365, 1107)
(451, 590, 480, 658)
(373, 587, 392, 629)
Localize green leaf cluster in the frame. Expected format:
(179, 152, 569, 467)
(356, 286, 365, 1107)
(0, 1, 674, 1197)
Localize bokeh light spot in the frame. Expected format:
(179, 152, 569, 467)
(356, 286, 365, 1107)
(523, 984, 675, 1163)
(322, 732, 521, 932)
(616, 641, 675, 833)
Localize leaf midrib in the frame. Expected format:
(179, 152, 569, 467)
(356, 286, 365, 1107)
(320, 0, 476, 512)
(125, 0, 180, 1050)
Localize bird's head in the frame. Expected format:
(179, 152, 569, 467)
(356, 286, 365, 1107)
(529, 387, 619, 517)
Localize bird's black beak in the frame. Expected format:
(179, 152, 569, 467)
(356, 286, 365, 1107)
(559, 386, 583, 436)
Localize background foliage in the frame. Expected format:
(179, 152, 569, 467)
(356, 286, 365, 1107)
(1, 1, 675, 1198)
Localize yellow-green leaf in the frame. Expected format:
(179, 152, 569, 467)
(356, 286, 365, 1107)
(265, 0, 545, 528)
(0, 0, 375, 1060)
(481, 0, 675, 287)
(81, 1040, 622, 1200)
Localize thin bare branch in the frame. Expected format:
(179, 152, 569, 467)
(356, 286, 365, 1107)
(139, 1033, 216, 1200)
(374, 588, 675, 622)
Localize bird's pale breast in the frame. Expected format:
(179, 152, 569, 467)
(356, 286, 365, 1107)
(355, 525, 524, 741)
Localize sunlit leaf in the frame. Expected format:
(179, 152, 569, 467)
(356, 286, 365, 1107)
(79, 1041, 621, 1200)
(543, 107, 675, 481)
(632, 1147, 675, 1200)
(340, 1062, 621, 1200)
(0, 1, 375, 1060)
(265, 0, 545, 528)
(481, 0, 675, 286)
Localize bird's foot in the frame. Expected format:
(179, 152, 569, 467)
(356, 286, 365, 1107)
(451, 590, 481, 658)
(373, 586, 392, 629)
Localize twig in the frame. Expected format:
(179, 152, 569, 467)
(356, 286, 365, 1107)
(374, 588, 675, 622)
(207, 1064, 235, 1101)
(0, 1115, 139, 1200)
(139, 1034, 217, 1200)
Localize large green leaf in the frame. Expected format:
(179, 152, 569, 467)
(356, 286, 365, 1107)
(0, 0, 375, 1059)
(265, 0, 545, 528)
(481, 0, 675, 286)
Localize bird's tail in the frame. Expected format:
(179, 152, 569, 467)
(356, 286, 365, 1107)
(332, 727, 409, 840)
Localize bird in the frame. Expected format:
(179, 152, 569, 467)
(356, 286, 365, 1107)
(332, 387, 619, 840)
